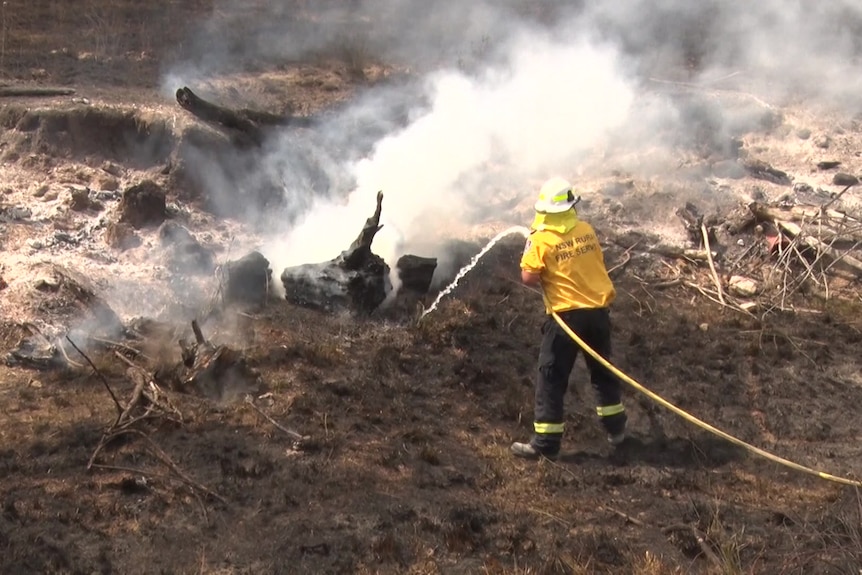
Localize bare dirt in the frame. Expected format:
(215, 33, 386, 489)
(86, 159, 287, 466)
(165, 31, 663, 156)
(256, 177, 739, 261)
(3, 2, 862, 574)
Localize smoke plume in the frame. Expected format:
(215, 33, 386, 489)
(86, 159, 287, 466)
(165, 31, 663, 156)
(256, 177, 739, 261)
(165, 0, 862, 288)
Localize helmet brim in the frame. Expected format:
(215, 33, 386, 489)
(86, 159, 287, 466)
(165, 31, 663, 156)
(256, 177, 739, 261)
(534, 198, 578, 214)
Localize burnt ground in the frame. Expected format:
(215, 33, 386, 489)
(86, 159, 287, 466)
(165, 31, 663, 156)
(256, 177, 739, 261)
(3, 244, 862, 574)
(3, 1, 862, 574)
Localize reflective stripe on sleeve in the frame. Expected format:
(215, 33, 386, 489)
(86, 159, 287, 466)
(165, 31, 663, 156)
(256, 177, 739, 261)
(596, 404, 625, 417)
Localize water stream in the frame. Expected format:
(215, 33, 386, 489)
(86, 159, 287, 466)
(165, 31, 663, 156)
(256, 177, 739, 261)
(420, 225, 530, 318)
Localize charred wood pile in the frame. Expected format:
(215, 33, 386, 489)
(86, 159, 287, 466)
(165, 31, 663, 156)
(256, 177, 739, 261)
(280, 191, 438, 314)
(74, 318, 287, 508)
(613, 183, 862, 315)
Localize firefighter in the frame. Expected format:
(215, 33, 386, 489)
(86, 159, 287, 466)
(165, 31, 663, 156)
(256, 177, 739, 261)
(511, 177, 627, 460)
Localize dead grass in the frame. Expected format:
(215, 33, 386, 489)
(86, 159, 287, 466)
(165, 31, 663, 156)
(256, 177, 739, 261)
(632, 551, 685, 575)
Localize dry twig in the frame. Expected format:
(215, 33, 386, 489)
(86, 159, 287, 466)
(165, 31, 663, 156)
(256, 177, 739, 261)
(600, 505, 645, 527)
(662, 524, 722, 570)
(244, 396, 308, 441)
(684, 282, 755, 318)
(65, 336, 123, 415)
(700, 223, 725, 304)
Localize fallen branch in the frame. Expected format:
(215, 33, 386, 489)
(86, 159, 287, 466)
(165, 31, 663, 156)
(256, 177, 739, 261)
(600, 505, 645, 527)
(750, 201, 862, 230)
(701, 223, 725, 304)
(684, 282, 755, 318)
(191, 319, 207, 346)
(244, 396, 308, 442)
(135, 430, 227, 504)
(0, 86, 76, 97)
(822, 184, 855, 211)
(661, 524, 722, 570)
(91, 429, 226, 504)
(65, 336, 123, 415)
(774, 219, 862, 276)
(608, 251, 632, 275)
(87, 335, 150, 361)
(115, 369, 147, 428)
(56, 339, 84, 369)
(649, 246, 717, 262)
(650, 278, 682, 289)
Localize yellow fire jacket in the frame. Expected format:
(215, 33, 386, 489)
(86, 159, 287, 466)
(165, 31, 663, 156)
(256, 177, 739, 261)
(520, 210, 616, 313)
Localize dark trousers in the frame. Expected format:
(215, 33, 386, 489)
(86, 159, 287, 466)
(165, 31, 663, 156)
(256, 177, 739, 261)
(532, 308, 626, 453)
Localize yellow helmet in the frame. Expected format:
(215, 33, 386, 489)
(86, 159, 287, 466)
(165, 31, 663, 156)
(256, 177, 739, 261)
(534, 177, 580, 214)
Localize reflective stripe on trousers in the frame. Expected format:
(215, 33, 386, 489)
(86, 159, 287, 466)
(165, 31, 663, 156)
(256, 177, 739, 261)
(534, 422, 565, 435)
(596, 403, 625, 417)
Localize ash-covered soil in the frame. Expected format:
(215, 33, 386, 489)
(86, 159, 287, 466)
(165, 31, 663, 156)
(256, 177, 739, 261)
(3, 250, 862, 574)
(3, 1, 862, 574)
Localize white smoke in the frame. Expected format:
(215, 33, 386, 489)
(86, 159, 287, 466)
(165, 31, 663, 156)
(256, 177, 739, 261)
(167, 0, 862, 287)
(262, 31, 635, 280)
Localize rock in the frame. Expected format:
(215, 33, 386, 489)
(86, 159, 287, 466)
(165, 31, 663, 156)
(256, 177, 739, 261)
(833, 173, 859, 187)
(793, 182, 814, 195)
(101, 161, 123, 177)
(796, 128, 811, 140)
(742, 159, 791, 186)
(34, 274, 61, 291)
(118, 180, 166, 228)
(69, 187, 102, 212)
(158, 221, 214, 275)
(729, 275, 759, 297)
(53, 231, 79, 245)
(814, 135, 831, 149)
(3, 206, 32, 220)
(94, 190, 120, 202)
(723, 204, 756, 235)
(33, 184, 50, 197)
(104, 221, 141, 250)
(98, 176, 120, 192)
(816, 160, 841, 170)
(222, 251, 272, 304)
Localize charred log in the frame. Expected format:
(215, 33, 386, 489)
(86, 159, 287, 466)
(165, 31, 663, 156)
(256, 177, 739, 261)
(281, 191, 391, 313)
(223, 251, 272, 305)
(0, 86, 76, 97)
(175, 86, 310, 147)
(396, 255, 437, 293)
(742, 158, 792, 186)
(174, 320, 262, 403)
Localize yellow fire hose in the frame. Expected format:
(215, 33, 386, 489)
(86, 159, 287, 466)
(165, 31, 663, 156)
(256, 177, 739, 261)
(550, 312, 862, 488)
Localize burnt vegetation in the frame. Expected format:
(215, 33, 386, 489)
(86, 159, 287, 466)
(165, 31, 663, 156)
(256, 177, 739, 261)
(1, 1, 862, 574)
